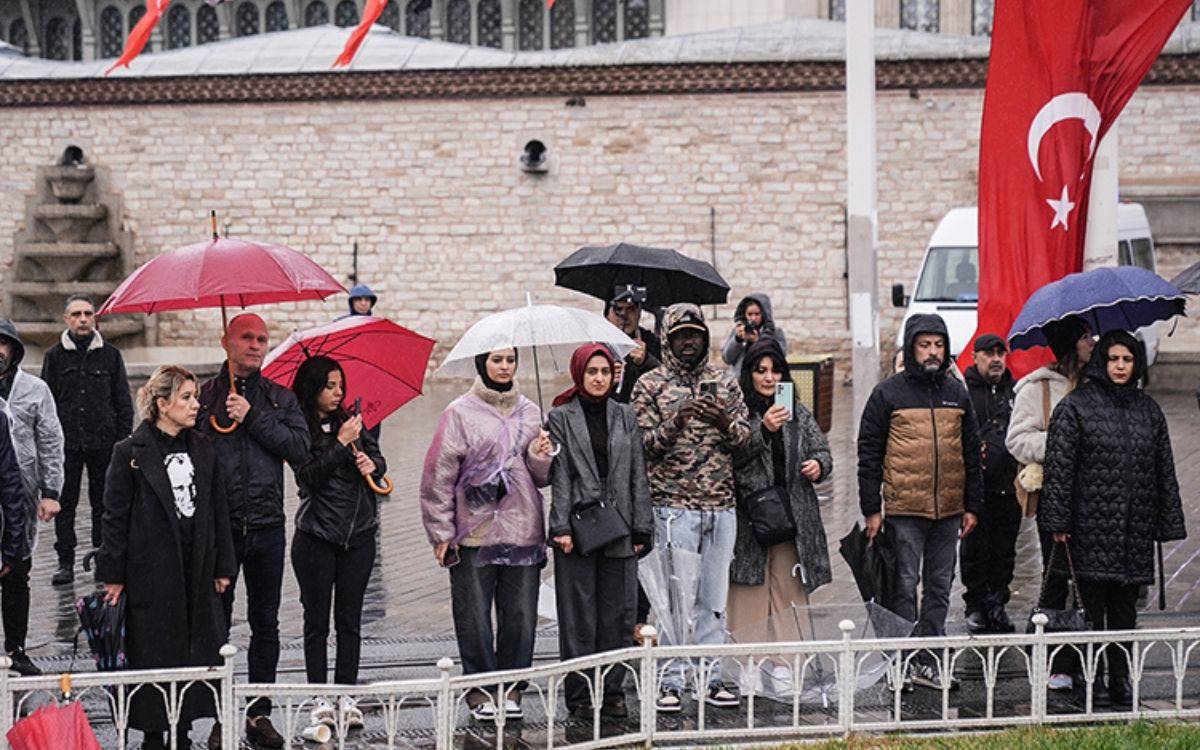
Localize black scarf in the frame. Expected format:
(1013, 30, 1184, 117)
(579, 396, 609, 479)
(474, 352, 515, 393)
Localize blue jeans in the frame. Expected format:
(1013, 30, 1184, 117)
(652, 506, 737, 690)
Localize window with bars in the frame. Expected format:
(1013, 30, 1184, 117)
(8, 18, 26, 53)
(305, 1, 330, 26)
(129, 5, 150, 51)
(624, 0, 648, 39)
(900, 0, 939, 33)
(198, 4, 220, 42)
(266, 1, 289, 31)
(167, 4, 191, 48)
(73, 17, 81, 60)
(550, 0, 574, 48)
(592, 0, 616, 43)
(380, 0, 400, 30)
(405, 0, 430, 38)
(335, 0, 358, 27)
(478, 0, 501, 48)
(99, 6, 123, 56)
(829, 0, 846, 21)
(445, 0, 470, 44)
(236, 2, 260, 35)
(518, 0, 542, 50)
(972, 0, 993, 35)
(44, 17, 69, 60)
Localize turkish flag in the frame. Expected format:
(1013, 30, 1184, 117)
(970, 0, 1190, 378)
(105, 0, 171, 75)
(333, 0, 389, 67)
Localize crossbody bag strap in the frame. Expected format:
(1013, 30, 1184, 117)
(1063, 542, 1086, 613)
(1041, 379, 1052, 426)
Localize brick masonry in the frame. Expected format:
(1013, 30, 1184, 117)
(2, 83, 1198, 369)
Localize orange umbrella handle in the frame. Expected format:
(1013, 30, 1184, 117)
(211, 355, 240, 434)
(210, 414, 239, 434)
(367, 474, 394, 496)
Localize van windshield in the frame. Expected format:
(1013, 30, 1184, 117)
(914, 246, 978, 303)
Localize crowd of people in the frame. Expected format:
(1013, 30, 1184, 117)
(0, 281, 1186, 748)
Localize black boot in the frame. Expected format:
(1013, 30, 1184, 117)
(51, 560, 73, 586)
(987, 604, 1014, 634)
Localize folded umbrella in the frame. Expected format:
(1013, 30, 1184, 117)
(1007, 266, 1186, 350)
(554, 242, 730, 309)
(74, 591, 125, 672)
(7, 701, 101, 750)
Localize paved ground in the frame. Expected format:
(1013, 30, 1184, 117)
(18, 378, 1200, 747)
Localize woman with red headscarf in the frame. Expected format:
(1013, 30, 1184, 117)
(546, 344, 653, 720)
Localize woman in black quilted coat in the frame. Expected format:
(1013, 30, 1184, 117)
(1038, 330, 1186, 708)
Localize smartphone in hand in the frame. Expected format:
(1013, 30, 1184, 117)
(699, 380, 719, 400)
(774, 382, 794, 415)
(353, 396, 363, 416)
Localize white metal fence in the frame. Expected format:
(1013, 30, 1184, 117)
(5, 614, 1200, 749)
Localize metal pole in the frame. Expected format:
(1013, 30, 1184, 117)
(1083, 120, 1119, 271)
(846, 0, 880, 444)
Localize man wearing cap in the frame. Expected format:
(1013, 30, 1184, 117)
(605, 284, 661, 404)
(959, 334, 1020, 634)
(632, 303, 750, 711)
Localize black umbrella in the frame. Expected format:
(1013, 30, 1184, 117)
(1169, 260, 1200, 295)
(74, 591, 126, 672)
(554, 242, 730, 309)
(838, 523, 897, 609)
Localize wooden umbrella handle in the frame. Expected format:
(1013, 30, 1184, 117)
(210, 361, 239, 434)
(351, 439, 393, 496)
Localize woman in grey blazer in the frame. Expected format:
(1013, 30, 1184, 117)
(547, 344, 653, 720)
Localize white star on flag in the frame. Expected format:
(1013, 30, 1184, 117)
(1046, 185, 1076, 231)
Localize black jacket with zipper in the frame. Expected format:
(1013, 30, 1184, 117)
(294, 415, 387, 547)
(964, 365, 1018, 496)
(40, 330, 134, 451)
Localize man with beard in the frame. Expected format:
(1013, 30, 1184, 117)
(959, 334, 1020, 634)
(632, 303, 750, 712)
(604, 284, 661, 404)
(857, 314, 982, 690)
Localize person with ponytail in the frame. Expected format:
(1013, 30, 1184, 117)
(289, 356, 388, 730)
(546, 344, 652, 720)
(97, 365, 236, 750)
(419, 348, 553, 722)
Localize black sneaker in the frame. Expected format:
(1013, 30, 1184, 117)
(206, 722, 221, 750)
(988, 605, 1015, 633)
(965, 610, 989, 634)
(600, 695, 629, 718)
(705, 683, 739, 708)
(51, 564, 74, 586)
(7, 649, 41, 677)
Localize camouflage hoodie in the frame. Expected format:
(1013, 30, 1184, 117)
(631, 303, 751, 510)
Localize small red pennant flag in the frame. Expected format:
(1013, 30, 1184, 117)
(105, 0, 171, 75)
(547, 0, 556, 7)
(333, 0, 389, 67)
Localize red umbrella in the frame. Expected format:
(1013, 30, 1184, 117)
(98, 212, 346, 433)
(7, 676, 101, 750)
(262, 315, 436, 495)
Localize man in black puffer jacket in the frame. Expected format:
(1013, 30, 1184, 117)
(198, 313, 308, 749)
(958, 334, 1020, 635)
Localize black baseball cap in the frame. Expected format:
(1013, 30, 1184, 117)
(974, 333, 1007, 353)
(611, 283, 647, 305)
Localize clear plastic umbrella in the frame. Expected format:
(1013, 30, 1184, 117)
(637, 545, 702, 649)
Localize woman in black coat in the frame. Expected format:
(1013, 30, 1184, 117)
(97, 365, 235, 750)
(1039, 330, 1186, 709)
(290, 356, 387, 729)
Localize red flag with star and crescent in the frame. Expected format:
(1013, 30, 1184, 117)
(105, 0, 171, 75)
(970, 0, 1190, 378)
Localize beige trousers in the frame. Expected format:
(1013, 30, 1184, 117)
(727, 541, 810, 642)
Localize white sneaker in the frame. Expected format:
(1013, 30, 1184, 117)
(310, 696, 335, 727)
(910, 662, 960, 691)
(339, 695, 364, 729)
(1048, 673, 1074, 691)
(469, 697, 497, 722)
(502, 698, 523, 720)
(656, 688, 682, 713)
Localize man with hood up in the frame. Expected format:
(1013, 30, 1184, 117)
(857, 313, 982, 690)
(632, 303, 751, 712)
(0, 318, 65, 676)
(721, 293, 787, 376)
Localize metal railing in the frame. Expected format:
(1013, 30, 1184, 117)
(5, 614, 1200, 749)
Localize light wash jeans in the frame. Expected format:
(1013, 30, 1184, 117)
(652, 506, 737, 691)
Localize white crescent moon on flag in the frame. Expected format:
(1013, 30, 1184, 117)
(1027, 92, 1102, 182)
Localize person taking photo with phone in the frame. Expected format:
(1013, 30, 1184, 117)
(604, 284, 661, 403)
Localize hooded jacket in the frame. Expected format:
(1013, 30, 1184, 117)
(0, 320, 64, 558)
(721, 293, 787, 376)
(41, 329, 134, 451)
(0, 412, 28, 567)
(631, 303, 751, 510)
(857, 314, 983, 520)
(1004, 366, 1073, 466)
(964, 364, 1017, 495)
(1038, 332, 1186, 584)
(346, 284, 377, 316)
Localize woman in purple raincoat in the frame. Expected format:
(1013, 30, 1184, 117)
(420, 348, 553, 723)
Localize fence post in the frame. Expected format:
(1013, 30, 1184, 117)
(638, 625, 658, 749)
(219, 644, 237, 750)
(435, 657, 455, 750)
(0, 655, 12, 749)
(837, 619, 856, 735)
(1030, 614, 1049, 724)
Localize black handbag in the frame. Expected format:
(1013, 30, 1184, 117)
(570, 497, 629, 556)
(741, 485, 797, 547)
(1027, 542, 1090, 633)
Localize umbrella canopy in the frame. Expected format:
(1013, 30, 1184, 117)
(1007, 266, 1186, 350)
(74, 591, 125, 672)
(554, 242, 730, 309)
(97, 237, 346, 316)
(1170, 260, 1200, 295)
(838, 523, 897, 609)
(261, 316, 435, 430)
(7, 702, 102, 750)
(638, 544, 703, 648)
(437, 304, 637, 379)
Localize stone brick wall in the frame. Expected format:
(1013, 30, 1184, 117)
(2, 83, 1197, 372)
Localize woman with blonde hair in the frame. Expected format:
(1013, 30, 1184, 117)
(97, 365, 236, 750)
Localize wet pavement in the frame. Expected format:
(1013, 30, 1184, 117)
(18, 379, 1200, 747)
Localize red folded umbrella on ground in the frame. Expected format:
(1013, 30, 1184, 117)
(7, 701, 101, 750)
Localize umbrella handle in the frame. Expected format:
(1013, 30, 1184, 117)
(211, 352, 240, 434)
(209, 414, 239, 434)
(350, 439, 393, 495)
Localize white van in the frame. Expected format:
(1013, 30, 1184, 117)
(891, 204, 1160, 365)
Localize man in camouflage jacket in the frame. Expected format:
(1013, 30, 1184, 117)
(632, 303, 750, 711)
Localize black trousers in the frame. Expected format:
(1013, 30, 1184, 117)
(56, 447, 113, 564)
(448, 547, 538, 678)
(554, 549, 637, 709)
(1077, 579, 1138, 687)
(1, 558, 31, 653)
(960, 491, 1021, 612)
(221, 525, 286, 717)
(1037, 531, 1078, 675)
(291, 529, 376, 685)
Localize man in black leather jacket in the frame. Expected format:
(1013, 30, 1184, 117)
(198, 313, 308, 750)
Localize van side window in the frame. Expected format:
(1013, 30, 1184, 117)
(1130, 238, 1155, 271)
(914, 246, 978, 302)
